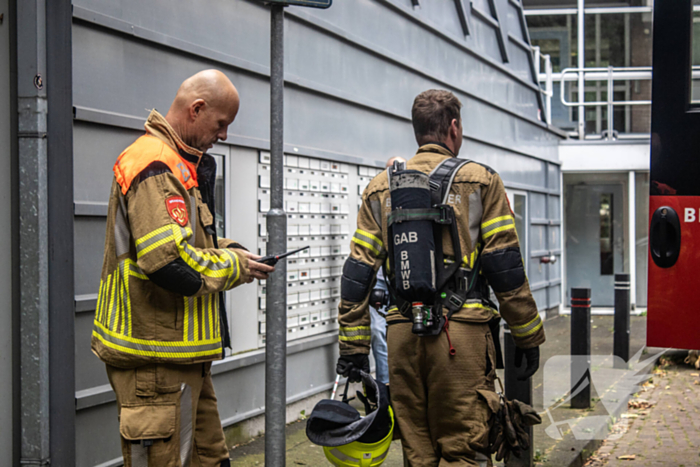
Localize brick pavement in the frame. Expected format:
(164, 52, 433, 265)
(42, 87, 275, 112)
(584, 356, 700, 467)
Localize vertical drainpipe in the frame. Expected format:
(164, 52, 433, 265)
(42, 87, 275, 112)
(577, 0, 585, 139)
(16, 0, 50, 465)
(628, 170, 636, 309)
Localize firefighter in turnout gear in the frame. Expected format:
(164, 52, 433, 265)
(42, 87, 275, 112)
(336, 90, 545, 466)
(92, 70, 274, 467)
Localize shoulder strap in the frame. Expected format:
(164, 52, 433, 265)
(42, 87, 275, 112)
(429, 158, 471, 206)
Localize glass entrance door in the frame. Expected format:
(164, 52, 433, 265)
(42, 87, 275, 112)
(566, 183, 625, 307)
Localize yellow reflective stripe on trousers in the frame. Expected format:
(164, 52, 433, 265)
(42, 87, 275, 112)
(352, 229, 384, 256)
(511, 315, 543, 337)
(92, 320, 222, 358)
(339, 325, 371, 341)
(481, 215, 515, 239)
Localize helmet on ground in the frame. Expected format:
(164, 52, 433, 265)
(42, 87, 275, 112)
(321, 406, 394, 467)
(306, 371, 394, 467)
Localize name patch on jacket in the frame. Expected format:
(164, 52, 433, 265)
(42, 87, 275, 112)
(166, 196, 189, 226)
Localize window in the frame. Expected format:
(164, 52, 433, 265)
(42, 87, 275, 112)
(692, 7, 700, 103)
(600, 193, 613, 275)
(506, 190, 528, 269)
(527, 14, 577, 73)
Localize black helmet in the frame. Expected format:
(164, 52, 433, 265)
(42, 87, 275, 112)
(306, 372, 394, 466)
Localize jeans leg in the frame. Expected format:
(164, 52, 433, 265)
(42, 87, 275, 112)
(369, 283, 390, 384)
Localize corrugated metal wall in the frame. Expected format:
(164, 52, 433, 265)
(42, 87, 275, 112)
(70, 1, 562, 465)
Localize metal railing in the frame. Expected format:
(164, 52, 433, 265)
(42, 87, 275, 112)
(537, 65, 700, 140)
(533, 46, 554, 125)
(559, 66, 651, 140)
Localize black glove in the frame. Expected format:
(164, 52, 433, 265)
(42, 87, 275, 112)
(336, 354, 370, 383)
(514, 346, 539, 381)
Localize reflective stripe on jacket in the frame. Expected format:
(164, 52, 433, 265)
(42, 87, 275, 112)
(91, 112, 250, 367)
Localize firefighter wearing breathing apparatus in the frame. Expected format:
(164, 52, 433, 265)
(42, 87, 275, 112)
(336, 90, 545, 466)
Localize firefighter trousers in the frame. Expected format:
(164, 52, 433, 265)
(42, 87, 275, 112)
(107, 362, 229, 467)
(387, 320, 497, 467)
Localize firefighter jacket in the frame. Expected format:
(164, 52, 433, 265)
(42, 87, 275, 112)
(338, 144, 545, 355)
(91, 110, 250, 368)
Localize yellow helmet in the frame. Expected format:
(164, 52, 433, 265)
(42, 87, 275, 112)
(322, 407, 394, 467)
(307, 372, 395, 467)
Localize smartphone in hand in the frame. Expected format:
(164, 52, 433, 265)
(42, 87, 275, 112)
(258, 246, 310, 266)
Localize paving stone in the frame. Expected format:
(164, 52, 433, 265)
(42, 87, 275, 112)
(584, 358, 700, 467)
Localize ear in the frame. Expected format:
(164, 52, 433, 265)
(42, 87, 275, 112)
(189, 99, 206, 121)
(449, 119, 460, 138)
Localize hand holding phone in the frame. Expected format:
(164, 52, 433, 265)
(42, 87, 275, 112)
(259, 246, 310, 266)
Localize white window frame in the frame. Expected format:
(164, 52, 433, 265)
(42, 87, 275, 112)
(505, 189, 529, 274)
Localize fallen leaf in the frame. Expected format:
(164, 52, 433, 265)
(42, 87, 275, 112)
(618, 454, 636, 460)
(695, 380, 700, 386)
(621, 413, 639, 419)
(665, 385, 671, 389)
(691, 373, 699, 377)
(680, 408, 686, 412)
(628, 399, 655, 410)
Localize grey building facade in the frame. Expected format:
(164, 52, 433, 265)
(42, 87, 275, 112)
(3, 0, 563, 465)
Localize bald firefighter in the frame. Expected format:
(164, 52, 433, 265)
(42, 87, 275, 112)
(92, 70, 274, 466)
(336, 90, 545, 466)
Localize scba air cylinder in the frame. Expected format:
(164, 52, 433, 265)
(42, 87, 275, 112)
(389, 170, 436, 302)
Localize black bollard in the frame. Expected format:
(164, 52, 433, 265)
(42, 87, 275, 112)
(613, 274, 631, 369)
(570, 288, 591, 409)
(504, 324, 533, 467)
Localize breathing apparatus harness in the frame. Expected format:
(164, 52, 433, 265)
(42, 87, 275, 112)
(385, 157, 482, 346)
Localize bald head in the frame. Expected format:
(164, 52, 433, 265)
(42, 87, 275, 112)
(165, 70, 240, 152)
(386, 156, 407, 168)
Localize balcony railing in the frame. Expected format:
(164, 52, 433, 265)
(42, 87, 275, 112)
(536, 63, 700, 141)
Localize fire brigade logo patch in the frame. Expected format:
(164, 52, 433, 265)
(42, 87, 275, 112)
(166, 196, 188, 226)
